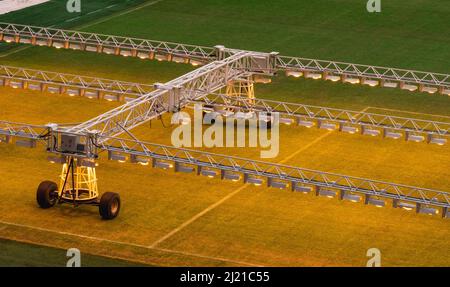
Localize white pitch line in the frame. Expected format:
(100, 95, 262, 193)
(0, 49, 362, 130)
(65, 16, 81, 23)
(0, 219, 257, 266)
(77, 0, 164, 30)
(366, 106, 450, 120)
(87, 9, 103, 16)
(149, 184, 249, 248)
(148, 109, 373, 249)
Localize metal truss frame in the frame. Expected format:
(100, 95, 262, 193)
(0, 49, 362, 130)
(99, 136, 450, 210)
(0, 64, 154, 98)
(61, 51, 267, 139)
(0, 23, 449, 219)
(0, 22, 215, 62)
(1, 22, 449, 92)
(0, 120, 49, 140)
(277, 56, 450, 90)
(193, 93, 450, 138)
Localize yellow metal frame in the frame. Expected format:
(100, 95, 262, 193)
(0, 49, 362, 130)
(225, 76, 255, 103)
(59, 158, 98, 201)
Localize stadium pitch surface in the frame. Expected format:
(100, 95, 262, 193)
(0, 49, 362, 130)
(0, 0, 448, 266)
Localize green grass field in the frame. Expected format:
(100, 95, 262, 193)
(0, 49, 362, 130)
(0, 238, 149, 267)
(0, 0, 449, 267)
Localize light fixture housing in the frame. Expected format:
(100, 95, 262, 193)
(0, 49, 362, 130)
(341, 126, 358, 134)
(297, 119, 315, 128)
(293, 184, 313, 193)
(407, 134, 425, 142)
(318, 189, 337, 198)
(36, 39, 48, 46)
(304, 72, 322, 80)
(343, 193, 362, 203)
(10, 81, 23, 89)
(52, 42, 64, 49)
(131, 155, 149, 166)
(397, 201, 416, 211)
(401, 84, 418, 92)
(120, 50, 132, 57)
(47, 86, 60, 94)
(419, 206, 438, 215)
(154, 160, 173, 170)
(15, 139, 36, 148)
(47, 155, 67, 164)
(85, 91, 99, 99)
(103, 47, 115, 55)
(223, 172, 240, 182)
(344, 77, 360, 84)
(176, 164, 195, 173)
(286, 70, 303, 78)
(67, 89, 79, 96)
(190, 60, 202, 67)
(279, 118, 293, 125)
(363, 80, 379, 87)
(382, 82, 398, 88)
(109, 152, 127, 163)
(325, 75, 340, 82)
(367, 197, 386, 208)
(104, 94, 118, 102)
(201, 169, 218, 178)
(363, 129, 381, 137)
(269, 180, 287, 189)
(385, 131, 402, 140)
(137, 52, 149, 59)
(430, 137, 447, 146)
(320, 122, 337, 131)
(246, 176, 263, 186)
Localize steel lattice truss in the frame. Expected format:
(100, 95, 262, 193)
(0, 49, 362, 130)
(276, 56, 450, 89)
(1, 22, 449, 91)
(0, 121, 48, 140)
(0, 23, 449, 217)
(0, 23, 215, 62)
(0, 64, 154, 98)
(62, 51, 260, 139)
(193, 94, 450, 138)
(99, 136, 450, 209)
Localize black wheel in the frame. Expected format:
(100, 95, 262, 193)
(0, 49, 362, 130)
(36, 181, 58, 209)
(99, 192, 121, 220)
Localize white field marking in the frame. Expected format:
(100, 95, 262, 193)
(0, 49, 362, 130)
(77, 0, 164, 30)
(0, 219, 258, 266)
(106, 4, 118, 9)
(0, 0, 164, 57)
(65, 17, 81, 23)
(149, 184, 249, 248)
(87, 9, 103, 16)
(366, 106, 450, 120)
(148, 108, 371, 248)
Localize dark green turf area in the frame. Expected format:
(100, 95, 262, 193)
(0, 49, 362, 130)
(1, 0, 448, 72)
(79, 0, 450, 73)
(0, 238, 149, 267)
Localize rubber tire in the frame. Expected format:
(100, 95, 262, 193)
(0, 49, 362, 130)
(99, 192, 121, 220)
(36, 181, 58, 209)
